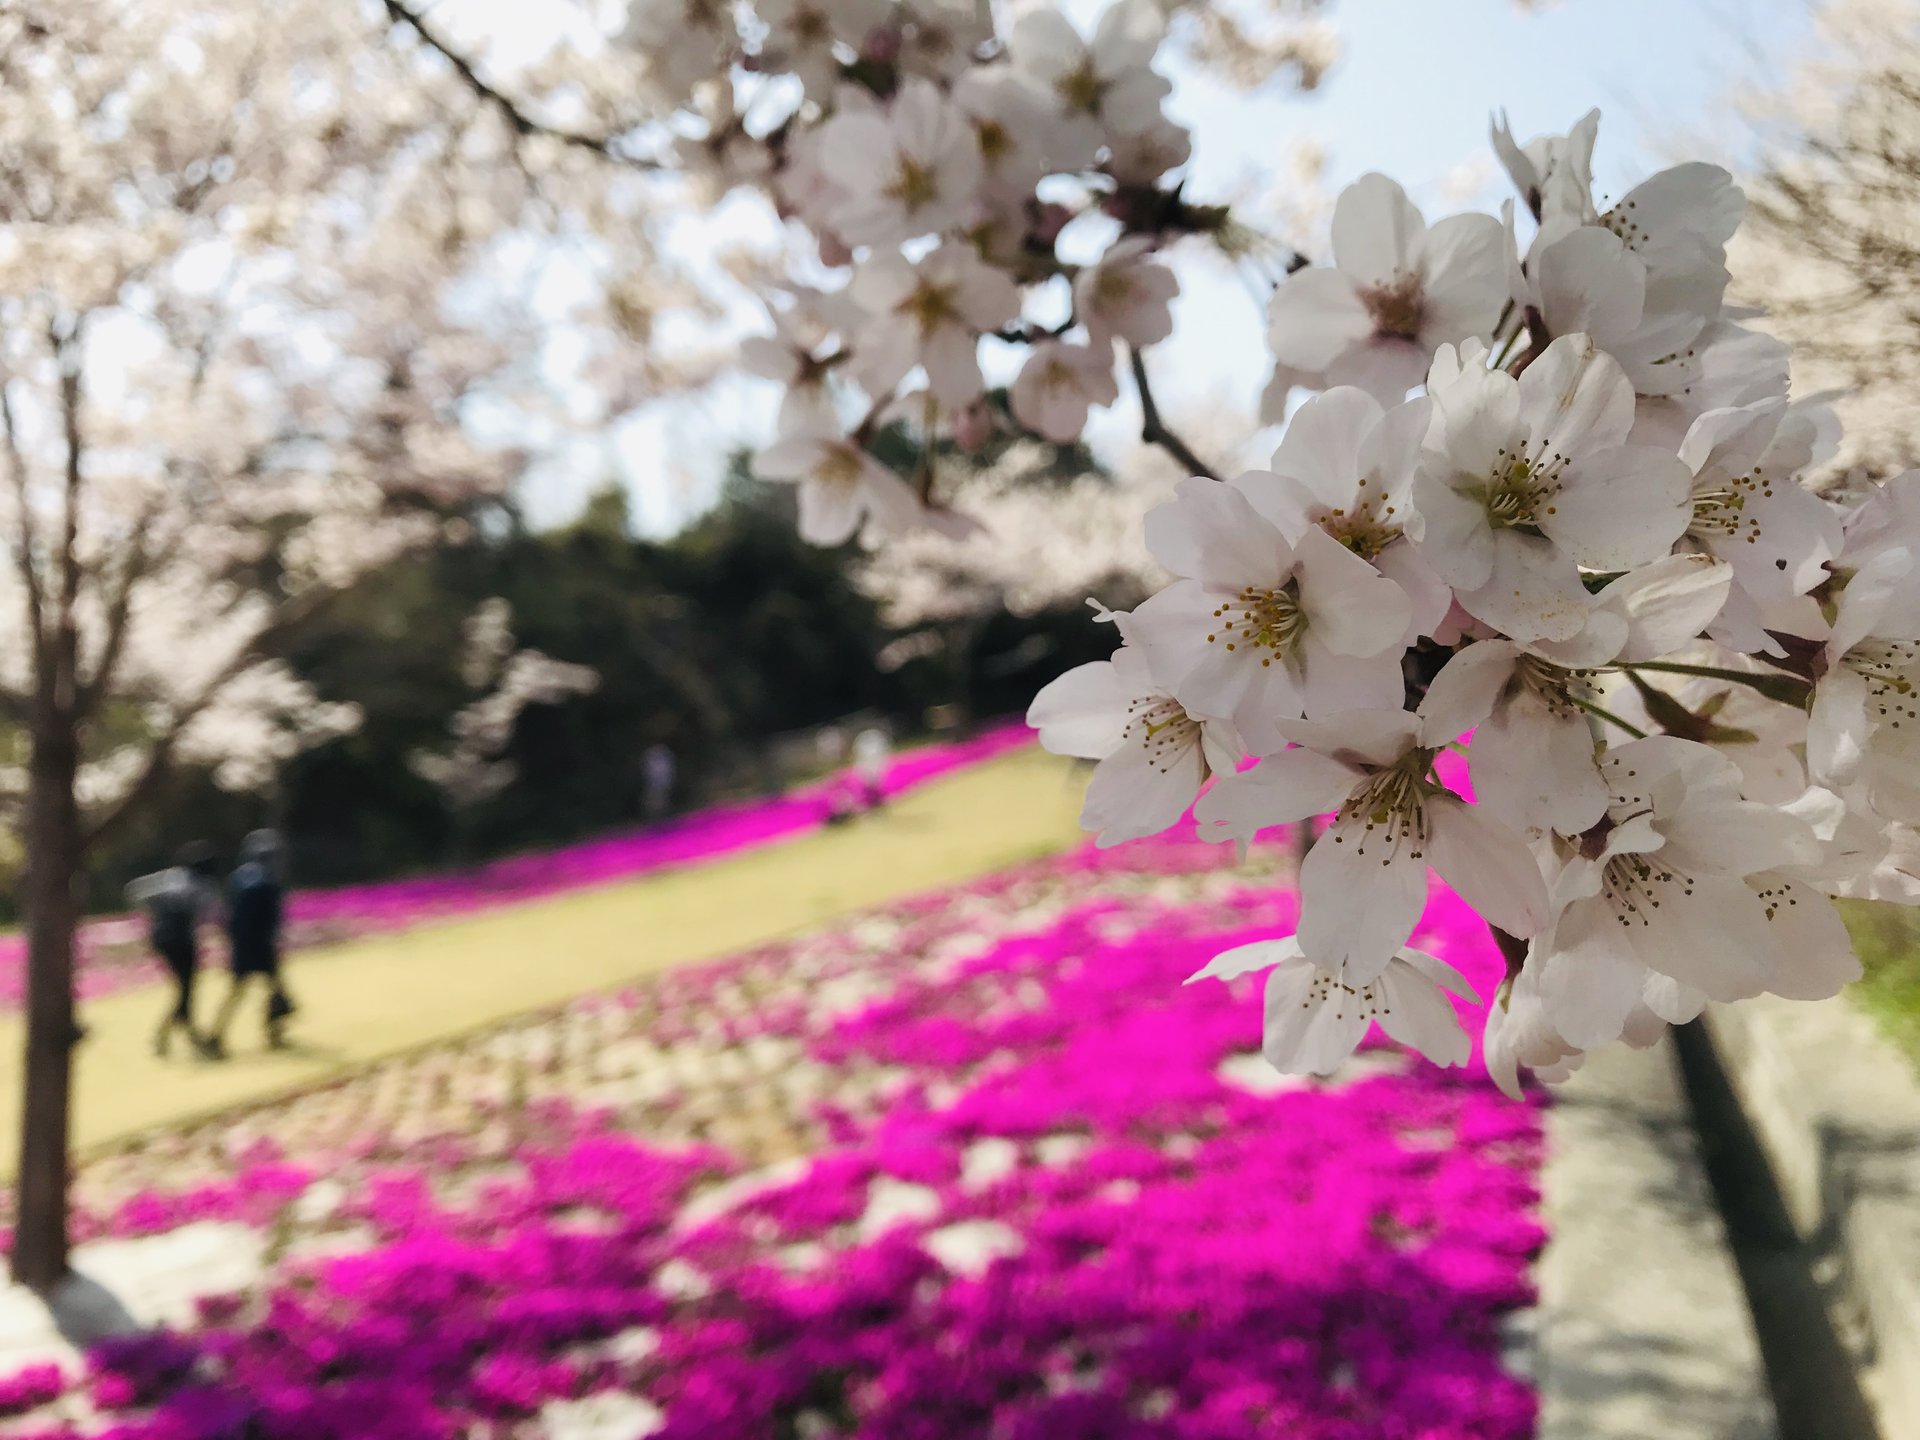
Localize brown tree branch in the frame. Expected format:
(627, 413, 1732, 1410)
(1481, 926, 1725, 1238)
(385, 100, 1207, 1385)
(72, 496, 168, 724)
(0, 369, 46, 682)
(379, 0, 664, 171)
(81, 585, 339, 852)
(1128, 345, 1219, 481)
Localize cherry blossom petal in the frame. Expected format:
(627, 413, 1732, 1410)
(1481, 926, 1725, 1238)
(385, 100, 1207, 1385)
(1460, 532, 1591, 643)
(1260, 959, 1370, 1075)
(1292, 526, 1411, 657)
(1537, 445, 1693, 570)
(1267, 269, 1372, 373)
(1330, 173, 1426, 288)
(1027, 660, 1130, 758)
(1082, 736, 1205, 847)
(1195, 747, 1361, 848)
(1426, 798, 1550, 938)
(1297, 816, 1431, 983)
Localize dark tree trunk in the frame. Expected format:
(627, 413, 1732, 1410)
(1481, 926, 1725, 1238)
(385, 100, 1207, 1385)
(12, 717, 80, 1293)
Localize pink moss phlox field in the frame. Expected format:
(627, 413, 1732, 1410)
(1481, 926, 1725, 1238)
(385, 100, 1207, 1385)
(2, 829, 1542, 1438)
(0, 723, 1033, 1011)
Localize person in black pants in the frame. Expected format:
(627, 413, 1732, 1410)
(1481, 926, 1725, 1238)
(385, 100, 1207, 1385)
(126, 842, 221, 1058)
(205, 830, 296, 1057)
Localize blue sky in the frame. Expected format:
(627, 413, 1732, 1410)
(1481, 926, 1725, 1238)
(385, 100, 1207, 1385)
(514, 0, 1821, 531)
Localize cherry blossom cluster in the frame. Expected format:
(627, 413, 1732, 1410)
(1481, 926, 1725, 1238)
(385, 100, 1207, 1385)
(649, 0, 1208, 540)
(1032, 111, 1920, 1093)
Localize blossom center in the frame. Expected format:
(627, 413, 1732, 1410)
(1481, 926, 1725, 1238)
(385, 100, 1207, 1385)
(1514, 653, 1587, 716)
(1205, 584, 1307, 667)
(888, 158, 943, 213)
(975, 119, 1012, 163)
(816, 445, 864, 490)
(1358, 273, 1426, 341)
(1057, 61, 1108, 116)
(1847, 639, 1920, 727)
(1121, 695, 1201, 774)
(902, 280, 960, 335)
(1317, 476, 1399, 559)
(1300, 969, 1391, 1022)
(792, 6, 832, 42)
(1479, 449, 1566, 532)
(1599, 851, 1693, 927)
(1094, 268, 1137, 308)
(1330, 751, 1438, 863)
(1688, 467, 1771, 544)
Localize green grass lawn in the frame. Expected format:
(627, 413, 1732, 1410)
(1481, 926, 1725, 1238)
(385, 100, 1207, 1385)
(1843, 901, 1920, 1069)
(0, 745, 1091, 1176)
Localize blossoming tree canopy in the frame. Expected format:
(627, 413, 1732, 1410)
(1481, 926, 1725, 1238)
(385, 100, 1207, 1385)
(0, 0, 677, 1291)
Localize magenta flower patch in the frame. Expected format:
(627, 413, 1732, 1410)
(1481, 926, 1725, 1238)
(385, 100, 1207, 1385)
(0, 827, 1540, 1437)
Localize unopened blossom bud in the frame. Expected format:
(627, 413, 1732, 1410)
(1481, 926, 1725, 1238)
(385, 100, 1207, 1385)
(952, 401, 994, 451)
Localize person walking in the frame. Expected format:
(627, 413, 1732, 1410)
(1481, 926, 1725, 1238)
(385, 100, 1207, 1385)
(206, 829, 295, 1057)
(851, 725, 892, 810)
(125, 842, 222, 1058)
(642, 742, 676, 821)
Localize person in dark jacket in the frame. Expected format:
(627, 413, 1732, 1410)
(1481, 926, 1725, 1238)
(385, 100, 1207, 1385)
(126, 842, 222, 1058)
(205, 829, 296, 1057)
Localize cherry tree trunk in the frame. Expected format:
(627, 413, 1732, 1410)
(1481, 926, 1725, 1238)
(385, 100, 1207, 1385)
(12, 720, 81, 1293)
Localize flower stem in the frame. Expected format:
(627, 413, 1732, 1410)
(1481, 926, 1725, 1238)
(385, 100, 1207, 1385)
(1573, 696, 1649, 738)
(1128, 345, 1219, 481)
(1617, 661, 1812, 707)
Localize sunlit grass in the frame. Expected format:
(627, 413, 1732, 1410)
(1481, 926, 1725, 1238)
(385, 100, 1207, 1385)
(0, 745, 1090, 1175)
(1842, 900, 1920, 1069)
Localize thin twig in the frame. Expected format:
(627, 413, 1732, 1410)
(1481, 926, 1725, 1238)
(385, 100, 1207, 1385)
(380, 0, 663, 170)
(1616, 660, 1812, 708)
(1128, 345, 1218, 481)
(1573, 695, 1649, 739)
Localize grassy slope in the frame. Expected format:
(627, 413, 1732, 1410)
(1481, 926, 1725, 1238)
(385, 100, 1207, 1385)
(0, 746, 1089, 1177)
(1843, 901, 1920, 1069)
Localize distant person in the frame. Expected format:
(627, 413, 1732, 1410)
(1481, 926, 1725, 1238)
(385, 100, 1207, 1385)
(642, 742, 676, 821)
(851, 726, 892, 809)
(206, 830, 294, 1057)
(125, 842, 221, 1058)
(817, 725, 846, 766)
(824, 780, 860, 827)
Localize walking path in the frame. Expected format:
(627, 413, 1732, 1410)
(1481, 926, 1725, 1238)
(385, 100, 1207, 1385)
(0, 745, 1087, 1176)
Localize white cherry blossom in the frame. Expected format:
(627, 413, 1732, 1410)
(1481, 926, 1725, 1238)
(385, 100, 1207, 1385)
(849, 242, 1021, 408)
(1516, 221, 1711, 399)
(1008, 0, 1171, 166)
(758, 0, 892, 97)
(755, 427, 926, 546)
(1418, 640, 1609, 837)
(1196, 710, 1549, 980)
(1105, 112, 1193, 186)
(1414, 335, 1693, 643)
(1074, 237, 1178, 349)
(1010, 341, 1120, 443)
(1128, 477, 1413, 747)
(951, 67, 1055, 203)
(1028, 645, 1242, 847)
(741, 295, 852, 434)
(1267, 174, 1507, 404)
(1189, 935, 1481, 1077)
(1528, 736, 1856, 1049)
(1807, 547, 1920, 814)
(816, 77, 985, 246)
(1257, 387, 1450, 640)
(1675, 397, 1843, 646)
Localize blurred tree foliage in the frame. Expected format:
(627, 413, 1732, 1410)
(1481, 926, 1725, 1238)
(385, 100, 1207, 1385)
(56, 452, 1127, 912)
